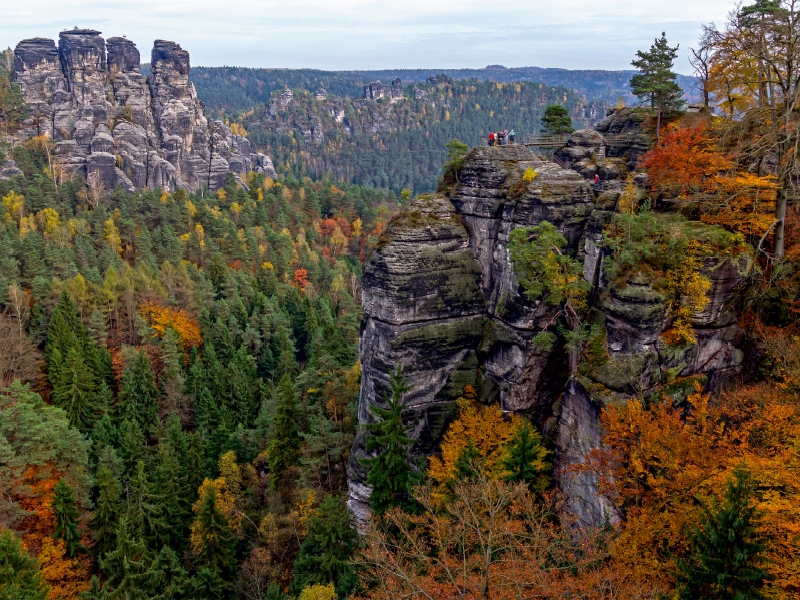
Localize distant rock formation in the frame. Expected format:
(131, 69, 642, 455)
(13, 30, 275, 192)
(348, 144, 751, 529)
(363, 78, 403, 101)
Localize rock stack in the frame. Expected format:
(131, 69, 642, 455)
(13, 30, 275, 192)
(348, 145, 752, 529)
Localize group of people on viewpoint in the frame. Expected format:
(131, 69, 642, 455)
(488, 130, 515, 146)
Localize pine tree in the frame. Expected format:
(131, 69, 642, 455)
(678, 467, 769, 600)
(145, 546, 190, 600)
(630, 32, 684, 138)
(118, 418, 147, 477)
(0, 529, 49, 600)
(500, 422, 550, 494)
(91, 465, 121, 556)
(51, 477, 85, 557)
(269, 373, 301, 489)
(126, 460, 166, 545)
(360, 365, 419, 516)
(119, 350, 159, 430)
(51, 345, 98, 431)
(541, 105, 574, 135)
(291, 494, 358, 597)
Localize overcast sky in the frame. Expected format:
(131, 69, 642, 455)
(2, 0, 738, 73)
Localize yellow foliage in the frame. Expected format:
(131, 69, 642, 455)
(36, 208, 61, 237)
(38, 537, 90, 600)
(185, 200, 197, 218)
(103, 219, 122, 254)
(618, 182, 638, 215)
(298, 583, 336, 600)
(229, 122, 247, 137)
(139, 302, 202, 348)
(2, 190, 24, 224)
(352, 217, 363, 238)
(261, 262, 274, 270)
(216, 188, 227, 201)
(662, 252, 711, 346)
(522, 167, 537, 183)
(190, 475, 241, 554)
(428, 397, 519, 489)
(296, 489, 317, 530)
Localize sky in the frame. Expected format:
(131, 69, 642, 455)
(2, 0, 738, 73)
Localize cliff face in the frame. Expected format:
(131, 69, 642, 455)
(348, 144, 752, 528)
(13, 31, 275, 192)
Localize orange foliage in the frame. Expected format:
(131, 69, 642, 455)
(139, 301, 202, 349)
(319, 218, 338, 237)
(334, 216, 352, 237)
(293, 268, 309, 290)
(640, 121, 777, 237)
(582, 377, 800, 596)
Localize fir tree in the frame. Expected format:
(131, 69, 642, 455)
(630, 32, 684, 138)
(291, 494, 358, 597)
(52, 477, 85, 557)
(500, 422, 550, 494)
(540, 105, 574, 135)
(118, 350, 159, 430)
(0, 528, 49, 600)
(91, 465, 122, 556)
(360, 365, 419, 516)
(678, 467, 769, 600)
(269, 373, 301, 489)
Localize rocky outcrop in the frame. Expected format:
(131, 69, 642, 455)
(594, 107, 653, 171)
(349, 144, 752, 529)
(13, 31, 275, 192)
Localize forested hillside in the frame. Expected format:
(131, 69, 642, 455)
(181, 64, 698, 112)
(233, 76, 599, 193)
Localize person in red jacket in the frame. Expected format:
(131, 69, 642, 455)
(488, 132, 495, 146)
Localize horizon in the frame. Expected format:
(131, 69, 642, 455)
(3, 0, 737, 75)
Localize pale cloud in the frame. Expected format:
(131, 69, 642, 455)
(1, 0, 738, 73)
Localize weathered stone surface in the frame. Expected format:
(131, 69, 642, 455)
(13, 33, 272, 192)
(350, 144, 753, 530)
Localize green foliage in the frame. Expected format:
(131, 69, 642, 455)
(0, 380, 90, 528)
(508, 221, 589, 307)
(91, 465, 121, 556)
(291, 494, 358, 597)
(99, 516, 150, 600)
(0, 529, 49, 600)
(118, 350, 159, 431)
(541, 104, 574, 135)
(192, 486, 236, 578)
(269, 373, 301, 489)
(360, 365, 419, 516)
(0, 61, 27, 136)
(500, 422, 550, 494)
(630, 32, 685, 128)
(678, 467, 769, 599)
(52, 477, 85, 556)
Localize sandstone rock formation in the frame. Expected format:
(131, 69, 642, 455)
(13, 31, 275, 192)
(348, 144, 752, 529)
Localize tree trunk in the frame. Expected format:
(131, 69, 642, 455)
(775, 184, 788, 260)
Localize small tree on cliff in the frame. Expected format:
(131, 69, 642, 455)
(541, 105, 574, 135)
(360, 365, 419, 516)
(509, 221, 591, 375)
(630, 32, 684, 139)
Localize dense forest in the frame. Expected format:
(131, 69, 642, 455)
(2, 1, 800, 599)
(230, 76, 598, 193)
(177, 65, 698, 113)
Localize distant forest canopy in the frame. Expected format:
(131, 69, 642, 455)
(203, 76, 600, 193)
(140, 63, 699, 112)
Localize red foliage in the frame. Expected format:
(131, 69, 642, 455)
(293, 268, 309, 290)
(335, 216, 352, 237)
(319, 218, 338, 237)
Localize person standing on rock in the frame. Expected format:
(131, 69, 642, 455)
(509, 130, 516, 144)
(488, 132, 495, 146)
(594, 173, 600, 189)
(498, 130, 505, 146)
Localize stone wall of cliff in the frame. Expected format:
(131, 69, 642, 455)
(348, 141, 752, 528)
(12, 31, 276, 192)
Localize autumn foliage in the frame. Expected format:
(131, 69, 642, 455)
(139, 301, 202, 349)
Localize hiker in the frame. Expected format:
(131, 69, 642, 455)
(498, 130, 505, 146)
(509, 130, 516, 144)
(488, 132, 495, 146)
(504, 129, 509, 145)
(594, 173, 600, 189)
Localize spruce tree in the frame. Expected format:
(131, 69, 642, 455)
(91, 466, 121, 556)
(269, 373, 301, 489)
(118, 350, 159, 430)
(145, 546, 190, 600)
(99, 516, 149, 600)
(630, 32, 684, 138)
(126, 460, 166, 545)
(678, 467, 769, 600)
(52, 478, 85, 557)
(360, 365, 418, 516)
(51, 345, 98, 431)
(500, 422, 550, 494)
(541, 105, 574, 135)
(453, 437, 482, 482)
(192, 486, 236, 578)
(291, 494, 358, 597)
(0, 528, 49, 600)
